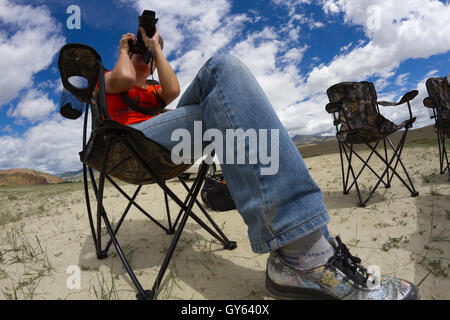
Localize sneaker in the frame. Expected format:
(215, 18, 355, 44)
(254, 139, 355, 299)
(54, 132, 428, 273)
(266, 236, 419, 300)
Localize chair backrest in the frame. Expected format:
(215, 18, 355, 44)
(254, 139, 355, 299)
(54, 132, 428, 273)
(327, 81, 379, 131)
(425, 77, 450, 122)
(58, 44, 102, 104)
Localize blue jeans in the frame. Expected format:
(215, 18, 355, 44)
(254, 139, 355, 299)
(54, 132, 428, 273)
(131, 54, 330, 253)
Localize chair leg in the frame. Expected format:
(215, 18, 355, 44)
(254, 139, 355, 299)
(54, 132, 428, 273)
(101, 208, 150, 299)
(83, 164, 98, 252)
(383, 138, 391, 188)
(178, 173, 237, 249)
(149, 161, 214, 298)
(385, 135, 418, 196)
(106, 176, 171, 234)
(103, 184, 142, 254)
(346, 140, 390, 190)
(94, 136, 112, 259)
(437, 133, 449, 179)
(340, 143, 364, 206)
(164, 191, 174, 233)
(358, 132, 418, 207)
(338, 141, 349, 194)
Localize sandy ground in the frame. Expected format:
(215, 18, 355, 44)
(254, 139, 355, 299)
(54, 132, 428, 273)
(0, 145, 449, 300)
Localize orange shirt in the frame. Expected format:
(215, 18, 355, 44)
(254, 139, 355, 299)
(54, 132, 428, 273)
(106, 84, 164, 125)
(98, 72, 164, 125)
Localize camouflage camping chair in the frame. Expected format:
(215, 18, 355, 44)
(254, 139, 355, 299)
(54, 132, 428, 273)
(57, 44, 236, 300)
(423, 76, 450, 181)
(325, 81, 419, 207)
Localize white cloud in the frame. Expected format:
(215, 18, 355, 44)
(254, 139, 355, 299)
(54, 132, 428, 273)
(128, 0, 450, 138)
(0, 116, 87, 174)
(1, 124, 13, 133)
(405, 70, 439, 129)
(0, 0, 65, 106)
(123, 0, 237, 57)
(8, 89, 57, 123)
(395, 73, 410, 87)
(375, 78, 390, 91)
(340, 42, 353, 53)
(313, 0, 450, 87)
(294, 0, 450, 131)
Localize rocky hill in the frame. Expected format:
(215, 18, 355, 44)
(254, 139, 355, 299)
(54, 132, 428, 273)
(292, 134, 335, 146)
(0, 169, 62, 186)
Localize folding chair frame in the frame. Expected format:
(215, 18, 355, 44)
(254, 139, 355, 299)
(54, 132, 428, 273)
(427, 106, 450, 181)
(81, 102, 237, 300)
(337, 131, 418, 207)
(423, 77, 450, 181)
(437, 132, 449, 179)
(326, 83, 419, 207)
(57, 43, 237, 300)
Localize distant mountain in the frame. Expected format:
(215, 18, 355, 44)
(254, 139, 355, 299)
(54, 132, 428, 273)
(0, 169, 62, 186)
(292, 134, 335, 146)
(58, 168, 98, 182)
(58, 168, 83, 181)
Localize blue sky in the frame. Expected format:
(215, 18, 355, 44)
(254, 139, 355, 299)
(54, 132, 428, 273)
(0, 0, 450, 174)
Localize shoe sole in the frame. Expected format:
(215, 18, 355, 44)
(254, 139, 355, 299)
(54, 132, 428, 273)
(266, 271, 420, 300)
(265, 271, 338, 300)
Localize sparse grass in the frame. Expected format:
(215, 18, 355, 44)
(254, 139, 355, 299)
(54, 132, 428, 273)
(91, 270, 120, 300)
(424, 245, 444, 255)
(1, 224, 54, 300)
(185, 237, 217, 275)
(419, 256, 449, 279)
(0, 182, 85, 227)
(339, 216, 349, 224)
(349, 238, 360, 247)
(381, 236, 405, 252)
(0, 267, 8, 280)
(375, 222, 392, 229)
(160, 262, 184, 300)
(431, 228, 450, 243)
(421, 174, 432, 184)
(80, 265, 100, 272)
(406, 137, 436, 148)
(430, 188, 442, 196)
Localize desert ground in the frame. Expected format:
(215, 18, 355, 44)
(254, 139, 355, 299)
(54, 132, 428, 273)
(0, 135, 449, 300)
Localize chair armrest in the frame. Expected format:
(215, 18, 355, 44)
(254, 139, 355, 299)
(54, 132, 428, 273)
(423, 97, 435, 108)
(325, 102, 341, 113)
(377, 90, 418, 106)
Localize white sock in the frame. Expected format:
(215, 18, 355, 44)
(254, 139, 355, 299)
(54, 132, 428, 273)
(277, 229, 334, 270)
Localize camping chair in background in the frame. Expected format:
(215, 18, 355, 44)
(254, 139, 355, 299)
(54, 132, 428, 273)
(325, 81, 419, 207)
(423, 76, 450, 181)
(58, 43, 236, 300)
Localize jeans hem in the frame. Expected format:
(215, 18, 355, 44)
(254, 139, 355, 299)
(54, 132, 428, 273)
(250, 209, 330, 254)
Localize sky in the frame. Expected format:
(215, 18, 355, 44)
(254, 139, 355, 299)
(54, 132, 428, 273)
(0, 0, 449, 175)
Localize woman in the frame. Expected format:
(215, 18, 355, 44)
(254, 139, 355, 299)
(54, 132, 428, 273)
(104, 26, 418, 300)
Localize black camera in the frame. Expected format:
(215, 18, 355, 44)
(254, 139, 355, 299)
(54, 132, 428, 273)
(128, 10, 158, 64)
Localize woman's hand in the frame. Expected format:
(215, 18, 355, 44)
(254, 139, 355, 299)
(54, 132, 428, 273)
(119, 33, 136, 54)
(139, 26, 162, 57)
(105, 33, 137, 94)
